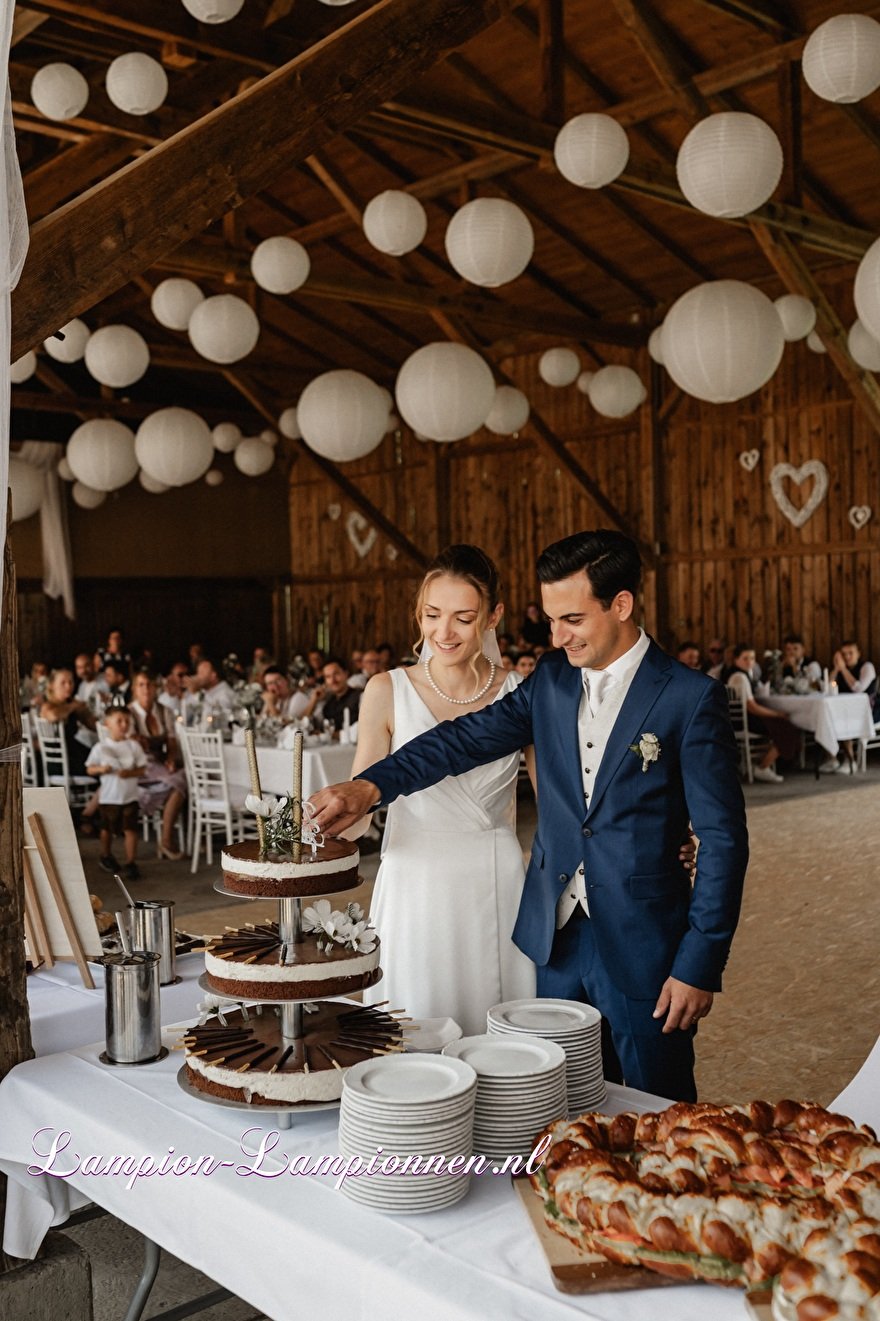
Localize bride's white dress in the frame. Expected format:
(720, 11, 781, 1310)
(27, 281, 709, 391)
(364, 667, 536, 1035)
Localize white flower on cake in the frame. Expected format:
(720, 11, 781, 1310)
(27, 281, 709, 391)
(302, 898, 335, 936)
(245, 793, 281, 817)
(302, 900, 377, 956)
(629, 731, 661, 773)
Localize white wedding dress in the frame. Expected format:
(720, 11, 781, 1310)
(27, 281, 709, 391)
(364, 667, 536, 1035)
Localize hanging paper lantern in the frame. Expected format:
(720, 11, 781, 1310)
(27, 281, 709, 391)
(362, 191, 427, 256)
(278, 408, 300, 441)
(444, 198, 534, 288)
(806, 330, 827, 354)
(385, 413, 401, 434)
(151, 278, 204, 331)
(539, 347, 581, 387)
(188, 294, 260, 364)
(139, 470, 169, 494)
(676, 113, 783, 219)
(853, 235, 880, 343)
(204, 468, 225, 486)
(848, 319, 880, 372)
(377, 386, 393, 412)
(43, 318, 90, 364)
(663, 280, 784, 404)
(554, 113, 629, 188)
(576, 371, 595, 395)
(105, 53, 168, 116)
(484, 385, 529, 436)
(10, 352, 37, 384)
(57, 456, 76, 482)
(316, 0, 358, 6)
(802, 14, 880, 104)
(588, 365, 646, 418)
(71, 482, 106, 510)
(135, 408, 214, 486)
(212, 422, 241, 453)
(298, 370, 388, 460)
(648, 327, 665, 364)
(233, 439, 275, 476)
(67, 418, 138, 492)
(260, 429, 278, 447)
(30, 63, 89, 121)
(84, 325, 150, 388)
(250, 237, 310, 294)
(8, 458, 43, 522)
(773, 294, 816, 342)
(181, 0, 244, 21)
(395, 343, 495, 443)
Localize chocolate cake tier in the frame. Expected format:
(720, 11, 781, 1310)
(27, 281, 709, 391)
(221, 838, 359, 897)
(204, 921, 381, 1000)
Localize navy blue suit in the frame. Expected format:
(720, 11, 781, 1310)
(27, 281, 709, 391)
(358, 640, 748, 1100)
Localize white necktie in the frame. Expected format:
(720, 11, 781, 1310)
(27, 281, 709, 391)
(586, 670, 609, 717)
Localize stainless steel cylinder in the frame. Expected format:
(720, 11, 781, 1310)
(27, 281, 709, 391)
(131, 899, 176, 985)
(103, 952, 162, 1064)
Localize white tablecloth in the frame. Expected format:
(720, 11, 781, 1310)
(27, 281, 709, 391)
(762, 692, 875, 757)
(223, 743, 356, 797)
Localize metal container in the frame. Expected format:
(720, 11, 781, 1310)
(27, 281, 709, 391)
(102, 951, 163, 1065)
(130, 899, 177, 985)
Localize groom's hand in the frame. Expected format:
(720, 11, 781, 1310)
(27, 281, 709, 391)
(653, 977, 714, 1034)
(309, 780, 381, 836)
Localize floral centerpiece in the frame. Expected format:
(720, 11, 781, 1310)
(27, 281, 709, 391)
(245, 792, 323, 858)
(302, 899, 377, 956)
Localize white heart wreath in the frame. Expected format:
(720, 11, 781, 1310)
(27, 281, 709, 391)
(848, 505, 872, 531)
(769, 461, 828, 529)
(739, 449, 760, 472)
(346, 511, 377, 558)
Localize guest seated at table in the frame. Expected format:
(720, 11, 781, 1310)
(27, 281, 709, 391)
(781, 634, 822, 688)
(183, 658, 238, 722)
(519, 600, 551, 650)
(819, 640, 880, 774)
(376, 642, 396, 672)
(702, 638, 725, 675)
(348, 648, 383, 691)
(158, 662, 189, 717)
(320, 657, 361, 734)
(724, 644, 801, 784)
(39, 668, 98, 777)
(128, 673, 187, 860)
(188, 642, 205, 671)
(74, 652, 107, 712)
(677, 640, 702, 670)
(248, 647, 273, 683)
(261, 666, 320, 722)
(97, 627, 132, 674)
(101, 660, 131, 708)
(20, 660, 48, 710)
(515, 650, 536, 677)
(305, 648, 326, 684)
(500, 654, 515, 672)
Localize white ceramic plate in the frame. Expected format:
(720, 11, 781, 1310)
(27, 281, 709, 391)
(443, 1034, 566, 1078)
(487, 999, 602, 1034)
(343, 1054, 477, 1105)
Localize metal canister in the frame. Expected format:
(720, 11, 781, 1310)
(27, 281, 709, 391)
(103, 952, 162, 1065)
(130, 899, 177, 985)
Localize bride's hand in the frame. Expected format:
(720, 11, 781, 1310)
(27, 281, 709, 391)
(678, 832, 698, 875)
(309, 780, 381, 836)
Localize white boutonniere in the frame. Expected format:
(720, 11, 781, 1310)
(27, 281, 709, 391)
(629, 732, 661, 773)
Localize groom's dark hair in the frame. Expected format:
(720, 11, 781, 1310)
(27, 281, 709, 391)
(536, 530, 642, 608)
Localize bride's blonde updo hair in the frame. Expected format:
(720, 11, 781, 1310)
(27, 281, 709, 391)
(414, 544, 502, 681)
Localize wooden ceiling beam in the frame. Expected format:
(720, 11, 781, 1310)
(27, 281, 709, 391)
(10, 386, 257, 428)
(306, 151, 363, 226)
(22, 134, 135, 221)
(687, 0, 796, 41)
(11, 0, 527, 360)
(12, 7, 50, 44)
(538, 0, 565, 124)
(610, 0, 710, 120)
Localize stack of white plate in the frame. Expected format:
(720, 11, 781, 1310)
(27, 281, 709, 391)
(338, 1053, 477, 1214)
(442, 1034, 567, 1160)
(487, 998, 606, 1112)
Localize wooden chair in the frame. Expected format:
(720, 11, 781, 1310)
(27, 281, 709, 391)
(856, 720, 880, 773)
(20, 710, 39, 788)
(725, 686, 767, 784)
(32, 718, 96, 808)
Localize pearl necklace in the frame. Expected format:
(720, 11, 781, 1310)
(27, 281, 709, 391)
(424, 655, 497, 705)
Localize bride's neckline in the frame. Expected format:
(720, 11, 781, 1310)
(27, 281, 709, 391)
(400, 663, 511, 725)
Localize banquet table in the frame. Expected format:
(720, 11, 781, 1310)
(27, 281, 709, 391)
(761, 691, 875, 759)
(223, 742, 356, 798)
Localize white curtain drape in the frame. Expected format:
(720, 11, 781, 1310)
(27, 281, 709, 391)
(16, 441, 75, 618)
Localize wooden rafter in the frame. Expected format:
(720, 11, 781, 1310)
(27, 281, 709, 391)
(11, 386, 256, 429)
(538, 0, 565, 125)
(688, 0, 796, 40)
(610, 0, 709, 120)
(22, 135, 135, 220)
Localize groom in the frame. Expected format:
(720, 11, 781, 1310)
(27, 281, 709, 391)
(310, 530, 748, 1101)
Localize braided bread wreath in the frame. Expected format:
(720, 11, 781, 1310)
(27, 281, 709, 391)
(529, 1101, 880, 1320)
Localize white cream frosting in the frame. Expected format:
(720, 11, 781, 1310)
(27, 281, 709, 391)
(221, 848, 359, 880)
(205, 945, 379, 983)
(187, 1052, 343, 1104)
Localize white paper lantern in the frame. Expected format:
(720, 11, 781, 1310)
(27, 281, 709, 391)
(8, 458, 43, 522)
(84, 325, 150, 388)
(395, 343, 495, 443)
(444, 199, 534, 288)
(31, 63, 89, 121)
(139, 470, 169, 494)
(298, 370, 388, 460)
(260, 429, 278, 447)
(848, 319, 880, 372)
(539, 347, 581, 387)
(576, 371, 595, 395)
(377, 386, 394, 412)
(484, 385, 529, 436)
(106, 53, 168, 116)
(663, 280, 784, 404)
(316, 0, 358, 6)
(10, 352, 37, 384)
(204, 468, 224, 486)
(67, 418, 138, 492)
(853, 235, 880, 343)
(250, 237, 310, 294)
(278, 408, 300, 441)
(57, 456, 75, 482)
(588, 365, 646, 418)
(648, 327, 665, 364)
(385, 413, 401, 434)
(72, 482, 106, 510)
(151, 278, 204, 331)
(43, 318, 90, 364)
(554, 113, 629, 188)
(802, 14, 880, 104)
(212, 422, 241, 453)
(188, 294, 260, 364)
(773, 294, 816, 342)
(676, 113, 783, 219)
(233, 439, 275, 476)
(181, 0, 244, 22)
(362, 191, 428, 256)
(806, 330, 827, 354)
(135, 408, 214, 486)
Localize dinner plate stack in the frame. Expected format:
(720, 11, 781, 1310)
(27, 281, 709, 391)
(442, 1034, 567, 1160)
(486, 998, 605, 1113)
(338, 1053, 478, 1214)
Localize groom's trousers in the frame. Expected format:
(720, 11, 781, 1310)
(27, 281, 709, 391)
(537, 907, 698, 1103)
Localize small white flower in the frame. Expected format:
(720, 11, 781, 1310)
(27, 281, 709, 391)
(302, 899, 334, 934)
(346, 902, 365, 924)
(630, 732, 661, 773)
(245, 793, 280, 818)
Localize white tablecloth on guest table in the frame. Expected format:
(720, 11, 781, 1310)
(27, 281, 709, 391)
(223, 743, 356, 798)
(762, 692, 875, 757)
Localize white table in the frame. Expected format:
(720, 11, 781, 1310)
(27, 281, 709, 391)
(223, 743, 356, 797)
(762, 691, 875, 759)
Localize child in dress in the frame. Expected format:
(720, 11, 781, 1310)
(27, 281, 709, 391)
(86, 708, 147, 880)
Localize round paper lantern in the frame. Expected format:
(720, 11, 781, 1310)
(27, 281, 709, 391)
(278, 408, 300, 440)
(31, 63, 89, 121)
(84, 325, 150, 388)
(234, 439, 275, 476)
(444, 198, 534, 288)
(135, 408, 214, 486)
(554, 113, 629, 188)
(576, 370, 595, 395)
(676, 113, 783, 219)
(10, 352, 37, 384)
(539, 347, 581, 387)
(663, 280, 784, 403)
(8, 458, 43, 522)
(298, 370, 388, 460)
(848, 319, 880, 371)
(385, 413, 401, 434)
(802, 14, 880, 104)
(72, 483, 106, 510)
(181, 0, 244, 21)
(204, 468, 224, 486)
(139, 470, 169, 494)
(484, 385, 529, 436)
(806, 330, 827, 354)
(250, 237, 310, 294)
(395, 343, 495, 443)
(57, 456, 75, 482)
(188, 294, 260, 364)
(67, 418, 138, 492)
(773, 294, 816, 342)
(648, 326, 665, 364)
(588, 365, 645, 418)
(362, 191, 428, 256)
(151, 278, 204, 331)
(377, 386, 393, 412)
(316, 0, 358, 6)
(260, 429, 278, 447)
(853, 235, 880, 343)
(212, 422, 241, 453)
(106, 53, 168, 116)
(43, 318, 90, 364)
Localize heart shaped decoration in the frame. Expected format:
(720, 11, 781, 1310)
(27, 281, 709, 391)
(739, 449, 760, 472)
(769, 460, 829, 529)
(327, 503, 342, 521)
(346, 511, 377, 559)
(385, 545, 399, 561)
(848, 505, 872, 530)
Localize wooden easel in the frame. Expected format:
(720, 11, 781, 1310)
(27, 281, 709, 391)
(24, 809, 95, 989)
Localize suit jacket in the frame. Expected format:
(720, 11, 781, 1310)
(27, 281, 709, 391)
(359, 640, 748, 1000)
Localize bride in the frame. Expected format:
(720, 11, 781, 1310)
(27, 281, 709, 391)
(353, 544, 536, 1034)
